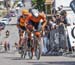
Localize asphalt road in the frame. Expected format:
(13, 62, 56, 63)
(0, 51, 75, 65)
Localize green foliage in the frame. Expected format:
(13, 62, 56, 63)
(32, 0, 37, 5)
(32, 0, 45, 11)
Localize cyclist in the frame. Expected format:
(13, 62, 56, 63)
(17, 9, 29, 50)
(25, 9, 47, 55)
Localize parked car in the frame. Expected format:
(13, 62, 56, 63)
(3, 15, 11, 21)
(0, 18, 10, 25)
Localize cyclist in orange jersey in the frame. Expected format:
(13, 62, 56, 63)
(17, 9, 29, 49)
(24, 9, 47, 55)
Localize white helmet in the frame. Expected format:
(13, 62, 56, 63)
(31, 9, 39, 18)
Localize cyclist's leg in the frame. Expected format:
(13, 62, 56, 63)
(18, 26, 25, 49)
(27, 21, 33, 48)
(18, 31, 24, 50)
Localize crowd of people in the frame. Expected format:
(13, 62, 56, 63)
(45, 10, 70, 54)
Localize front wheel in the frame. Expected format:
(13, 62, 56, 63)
(35, 43, 41, 60)
(20, 49, 27, 59)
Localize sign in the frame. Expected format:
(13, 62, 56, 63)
(70, 0, 75, 13)
(67, 25, 75, 47)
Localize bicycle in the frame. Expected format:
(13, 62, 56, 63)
(28, 29, 42, 60)
(20, 31, 33, 59)
(19, 24, 42, 60)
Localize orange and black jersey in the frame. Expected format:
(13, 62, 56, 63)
(25, 13, 46, 23)
(18, 16, 26, 26)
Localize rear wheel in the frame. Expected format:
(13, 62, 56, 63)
(28, 49, 33, 59)
(20, 46, 24, 58)
(21, 50, 24, 58)
(28, 40, 33, 59)
(23, 50, 26, 58)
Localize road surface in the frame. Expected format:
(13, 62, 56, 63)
(0, 51, 75, 65)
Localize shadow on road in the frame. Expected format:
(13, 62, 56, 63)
(27, 61, 75, 65)
(4, 56, 32, 60)
(4, 56, 23, 60)
(3, 55, 75, 65)
(11, 57, 30, 60)
(0, 51, 8, 53)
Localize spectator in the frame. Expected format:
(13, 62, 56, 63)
(60, 10, 69, 26)
(55, 14, 61, 25)
(6, 30, 10, 38)
(2, 37, 10, 52)
(49, 16, 56, 30)
(60, 10, 72, 52)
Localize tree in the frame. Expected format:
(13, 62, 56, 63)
(36, 0, 45, 11)
(32, 0, 37, 5)
(32, 0, 45, 11)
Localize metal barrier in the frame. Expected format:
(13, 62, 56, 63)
(42, 24, 69, 56)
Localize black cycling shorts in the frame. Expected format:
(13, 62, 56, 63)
(20, 26, 26, 31)
(28, 20, 39, 30)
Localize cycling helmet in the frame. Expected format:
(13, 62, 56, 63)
(31, 9, 39, 18)
(22, 9, 29, 15)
